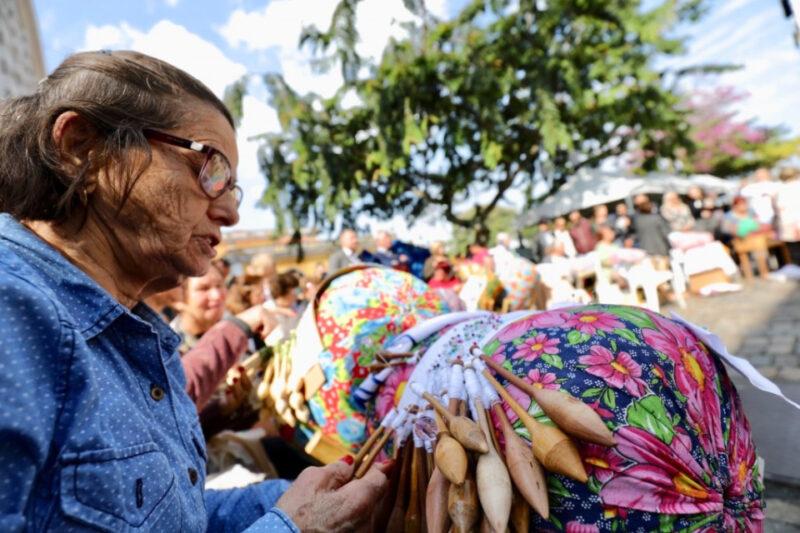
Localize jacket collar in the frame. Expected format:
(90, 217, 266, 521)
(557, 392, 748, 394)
(0, 214, 178, 348)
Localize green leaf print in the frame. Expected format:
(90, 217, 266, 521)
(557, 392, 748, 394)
(658, 514, 676, 532)
(626, 395, 675, 444)
(610, 339, 618, 352)
(605, 305, 658, 330)
(677, 514, 720, 533)
(567, 330, 583, 345)
(613, 328, 641, 345)
(602, 388, 617, 409)
(587, 476, 601, 495)
(541, 354, 564, 369)
(483, 340, 500, 355)
(581, 387, 604, 398)
(547, 476, 571, 498)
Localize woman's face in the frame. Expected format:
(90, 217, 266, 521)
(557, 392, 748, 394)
(184, 267, 227, 327)
(92, 101, 239, 291)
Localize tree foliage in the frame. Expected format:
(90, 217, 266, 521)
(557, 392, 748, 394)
(676, 86, 800, 176)
(451, 206, 541, 255)
(242, 0, 708, 232)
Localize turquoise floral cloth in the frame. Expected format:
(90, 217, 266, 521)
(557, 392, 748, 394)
(485, 305, 764, 532)
(306, 266, 450, 451)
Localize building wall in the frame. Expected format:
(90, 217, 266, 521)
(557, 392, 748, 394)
(0, 0, 45, 99)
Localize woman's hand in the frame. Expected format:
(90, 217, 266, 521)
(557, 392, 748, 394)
(235, 305, 278, 339)
(276, 459, 392, 532)
(220, 366, 252, 416)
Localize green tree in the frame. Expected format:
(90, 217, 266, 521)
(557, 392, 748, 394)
(237, 0, 706, 232)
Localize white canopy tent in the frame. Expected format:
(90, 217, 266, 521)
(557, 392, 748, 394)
(521, 169, 739, 224)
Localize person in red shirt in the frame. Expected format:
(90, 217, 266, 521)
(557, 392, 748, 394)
(427, 260, 462, 292)
(569, 210, 598, 254)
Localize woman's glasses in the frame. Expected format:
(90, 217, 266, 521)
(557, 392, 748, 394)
(144, 129, 242, 205)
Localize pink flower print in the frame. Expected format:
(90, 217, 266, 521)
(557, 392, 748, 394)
(581, 442, 629, 484)
(725, 389, 758, 500)
(642, 315, 724, 454)
(490, 344, 507, 365)
(375, 365, 413, 420)
(579, 345, 648, 397)
(502, 383, 531, 425)
(563, 311, 624, 336)
(526, 368, 559, 391)
(566, 522, 600, 533)
(496, 312, 567, 342)
(642, 315, 713, 395)
(512, 333, 560, 362)
(588, 400, 615, 419)
(600, 426, 722, 515)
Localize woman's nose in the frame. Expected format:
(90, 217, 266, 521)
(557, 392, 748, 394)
(208, 190, 239, 227)
(209, 288, 224, 301)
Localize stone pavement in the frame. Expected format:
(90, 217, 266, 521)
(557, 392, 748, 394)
(664, 278, 800, 531)
(665, 278, 800, 383)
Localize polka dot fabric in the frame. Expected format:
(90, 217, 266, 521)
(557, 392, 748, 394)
(0, 214, 297, 532)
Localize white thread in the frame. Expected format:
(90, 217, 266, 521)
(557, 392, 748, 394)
(449, 362, 466, 400)
(380, 408, 398, 428)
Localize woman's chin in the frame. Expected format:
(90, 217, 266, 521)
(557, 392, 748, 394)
(178, 254, 213, 278)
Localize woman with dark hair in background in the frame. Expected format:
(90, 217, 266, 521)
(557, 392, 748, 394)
(0, 50, 387, 532)
(632, 194, 672, 267)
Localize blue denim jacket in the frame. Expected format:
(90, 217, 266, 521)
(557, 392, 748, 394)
(0, 214, 298, 532)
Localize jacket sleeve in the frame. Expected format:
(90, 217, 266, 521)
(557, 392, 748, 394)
(205, 480, 298, 533)
(181, 319, 249, 410)
(0, 276, 70, 532)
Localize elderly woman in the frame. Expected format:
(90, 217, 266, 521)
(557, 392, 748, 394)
(0, 51, 387, 531)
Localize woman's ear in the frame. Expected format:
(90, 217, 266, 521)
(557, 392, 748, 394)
(51, 111, 99, 186)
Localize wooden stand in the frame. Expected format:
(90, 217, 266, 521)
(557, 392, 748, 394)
(732, 234, 791, 280)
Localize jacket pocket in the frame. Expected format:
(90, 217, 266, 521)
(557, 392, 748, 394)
(59, 442, 179, 532)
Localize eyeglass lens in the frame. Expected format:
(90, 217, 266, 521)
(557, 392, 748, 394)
(201, 152, 232, 198)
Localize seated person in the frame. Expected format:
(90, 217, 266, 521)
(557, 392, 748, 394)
(263, 272, 301, 346)
(722, 196, 762, 239)
(427, 260, 462, 292)
(171, 263, 229, 352)
(595, 225, 630, 288)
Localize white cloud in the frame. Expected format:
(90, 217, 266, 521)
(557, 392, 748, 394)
(671, 0, 800, 134)
(217, 0, 453, 98)
(235, 95, 281, 230)
(165, 0, 179, 6)
(83, 20, 247, 96)
(84, 23, 129, 50)
(218, 0, 337, 52)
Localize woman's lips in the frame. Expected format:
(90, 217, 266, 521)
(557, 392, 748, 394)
(196, 236, 218, 258)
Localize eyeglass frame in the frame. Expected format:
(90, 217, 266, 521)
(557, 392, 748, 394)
(143, 128, 242, 205)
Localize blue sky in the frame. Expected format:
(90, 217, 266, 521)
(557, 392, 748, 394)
(31, 0, 800, 235)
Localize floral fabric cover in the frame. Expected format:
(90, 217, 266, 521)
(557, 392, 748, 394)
(494, 254, 538, 311)
(306, 266, 450, 450)
(483, 304, 764, 532)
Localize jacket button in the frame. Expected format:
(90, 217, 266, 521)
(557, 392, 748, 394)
(188, 467, 199, 485)
(150, 384, 165, 401)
